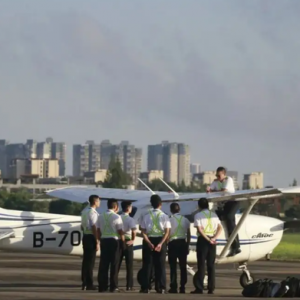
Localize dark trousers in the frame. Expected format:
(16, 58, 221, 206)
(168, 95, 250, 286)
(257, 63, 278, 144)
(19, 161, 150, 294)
(142, 239, 154, 289)
(81, 234, 96, 287)
(196, 236, 216, 292)
(168, 239, 188, 291)
(142, 237, 167, 291)
(223, 201, 240, 250)
(98, 238, 121, 291)
(118, 242, 134, 288)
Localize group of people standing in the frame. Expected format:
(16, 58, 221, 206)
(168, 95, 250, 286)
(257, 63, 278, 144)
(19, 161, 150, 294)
(80, 166, 241, 294)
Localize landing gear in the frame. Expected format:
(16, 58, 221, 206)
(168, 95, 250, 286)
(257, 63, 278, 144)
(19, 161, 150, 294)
(137, 268, 155, 290)
(238, 263, 255, 288)
(192, 271, 208, 290)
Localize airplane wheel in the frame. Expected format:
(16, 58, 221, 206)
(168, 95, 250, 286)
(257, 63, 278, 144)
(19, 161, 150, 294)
(193, 271, 208, 290)
(137, 268, 155, 290)
(239, 272, 255, 288)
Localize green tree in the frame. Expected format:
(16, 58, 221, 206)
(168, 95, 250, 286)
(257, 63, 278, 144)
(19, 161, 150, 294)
(102, 156, 131, 188)
(292, 179, 297, 186)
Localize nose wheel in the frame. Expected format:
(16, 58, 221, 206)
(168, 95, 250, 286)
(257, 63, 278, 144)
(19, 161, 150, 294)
(238, 263, 255, 288)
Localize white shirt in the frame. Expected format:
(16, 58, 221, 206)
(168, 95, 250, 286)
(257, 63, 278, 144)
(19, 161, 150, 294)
(169, 213, 190, 241)
(97, 209, 123, 239)
(210, 176, 235, 193)
(81, 207, 99, 233)
(140, 208, 171, 237)
(194, 209, 221, 237)
(120, 212, 137, 240)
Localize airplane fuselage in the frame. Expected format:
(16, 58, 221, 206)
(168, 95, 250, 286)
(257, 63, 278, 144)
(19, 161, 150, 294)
(0, 208, 284, 265)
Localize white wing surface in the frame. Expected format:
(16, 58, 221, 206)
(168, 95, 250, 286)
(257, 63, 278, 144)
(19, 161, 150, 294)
(47, 185, 300, 204)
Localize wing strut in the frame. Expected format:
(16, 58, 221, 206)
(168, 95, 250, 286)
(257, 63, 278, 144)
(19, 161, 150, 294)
(218, 197, 260, 259)
(138, 178, 155, 194)
(158, 178, 179, 199)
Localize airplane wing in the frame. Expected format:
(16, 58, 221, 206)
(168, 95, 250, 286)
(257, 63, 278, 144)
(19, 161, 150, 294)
(0, 230, 14, 240)
(46, 185, 300, 204)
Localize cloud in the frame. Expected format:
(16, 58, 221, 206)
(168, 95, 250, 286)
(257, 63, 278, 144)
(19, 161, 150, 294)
(0, 0, 300, 186)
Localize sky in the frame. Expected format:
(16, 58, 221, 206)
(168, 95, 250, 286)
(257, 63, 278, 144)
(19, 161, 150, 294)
(0, 0, 300, 187)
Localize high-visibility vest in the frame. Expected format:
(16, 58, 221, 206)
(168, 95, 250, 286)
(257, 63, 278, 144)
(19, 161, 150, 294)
(101, 212, 119, 238)
(81, 208, 94, 234)
(170, 215, 186, 241)
(148, 210, 164, 237)
(196, 210, 215, 236)
(217, 177, 228, 190)
(121, 214, 131, 240)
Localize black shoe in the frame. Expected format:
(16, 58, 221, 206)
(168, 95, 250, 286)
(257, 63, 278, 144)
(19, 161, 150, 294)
(110, 288, 120, 293)
(208, 290, 214, 294)
(139, 289, 149, 293)
(157, 289, 166, 294)
(168, 289, 177, 293)
(82, 285, 86, 290)
(190, 289, 203, 294)
(126, 287, 134, 291)
(179, 289, 185, 294)
(98, 288, 108, 293)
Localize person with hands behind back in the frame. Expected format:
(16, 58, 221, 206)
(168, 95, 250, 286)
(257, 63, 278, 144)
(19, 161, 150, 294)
(168, 202, 191, 294)
(191, 198, 222, 295)
(139, 194, 171, 294)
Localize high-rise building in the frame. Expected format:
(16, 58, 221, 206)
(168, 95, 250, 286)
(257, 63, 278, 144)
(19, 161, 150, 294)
(0, 140, 9, 178)
(72, 141, 101, 177)
(51, 142, 66, 176)
(243, 172, 263, 189)
(147, 141, 190, 185)
(98, 140, 142, 185)
(190, 163, 201, 175)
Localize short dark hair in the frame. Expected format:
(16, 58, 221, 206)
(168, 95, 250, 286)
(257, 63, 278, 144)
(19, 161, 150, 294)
(107, 198, 118, 209)
(216, 166, 226, 173)
(150, 194, 162, 209)
(198, 198, 209, 210)
(170, 202, 180, 213)
(121, 201, 132, 212)
(88, 195, 99, 205)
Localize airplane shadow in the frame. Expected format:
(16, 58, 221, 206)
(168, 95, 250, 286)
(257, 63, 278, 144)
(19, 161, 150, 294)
(0, 283, 80, 288)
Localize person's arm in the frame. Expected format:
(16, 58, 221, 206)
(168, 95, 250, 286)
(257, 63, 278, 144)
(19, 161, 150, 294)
(207, 181, 216, 192)
(186, 218, 191, 246)
(90, 214, 100, 251)
(194, 214, 211, 242)
(141, 228, 154, 249)
(127, 219, 137, 245)
(155, 215, 171, 252)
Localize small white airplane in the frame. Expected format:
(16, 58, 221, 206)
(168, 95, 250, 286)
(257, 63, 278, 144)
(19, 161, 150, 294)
(0, 178, 299, 290)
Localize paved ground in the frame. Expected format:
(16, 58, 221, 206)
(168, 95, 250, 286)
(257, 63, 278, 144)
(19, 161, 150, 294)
(0, 251, 299, 299)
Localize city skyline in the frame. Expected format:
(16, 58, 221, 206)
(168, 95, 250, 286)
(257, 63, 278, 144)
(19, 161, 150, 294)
(0, 137, 273, 188)
(1, 1, 300, 187)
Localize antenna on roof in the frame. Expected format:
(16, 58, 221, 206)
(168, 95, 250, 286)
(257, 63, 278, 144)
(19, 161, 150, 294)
(158, 177, 179, 199)
(138, 178, 155, 195)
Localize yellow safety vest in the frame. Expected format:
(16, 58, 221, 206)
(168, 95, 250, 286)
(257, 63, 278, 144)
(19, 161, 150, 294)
(197, 210, 215, 236)
(121, 214, 132, 240)
(148, 210, 164, 237)
(81, 208, 94, 234)
(101, 212, 119, 238)
(217, 177, 227, 190)
(170, 215, 186, 240)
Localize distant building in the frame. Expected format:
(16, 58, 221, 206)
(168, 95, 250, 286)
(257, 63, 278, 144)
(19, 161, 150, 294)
(190, 163, 201, 175)
(9, 158, 59, 179)
(84, 169, 107, 183)
(192, 171, 216, 186)
(243, 172, 263, 189)
(147, 141, 190, 185)
(140, 170, 164, 183)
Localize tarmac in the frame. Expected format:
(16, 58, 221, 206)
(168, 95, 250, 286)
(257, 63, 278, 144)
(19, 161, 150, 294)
(0, 251, 299, 299)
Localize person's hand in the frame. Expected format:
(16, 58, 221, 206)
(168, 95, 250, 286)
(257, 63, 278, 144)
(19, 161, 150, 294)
(210, 238, 217, 245)
(148, 242, 154, 250)
(206, 186, 211, 193)
(126, 240, 134, 246)
(155, 243, 162, 252)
